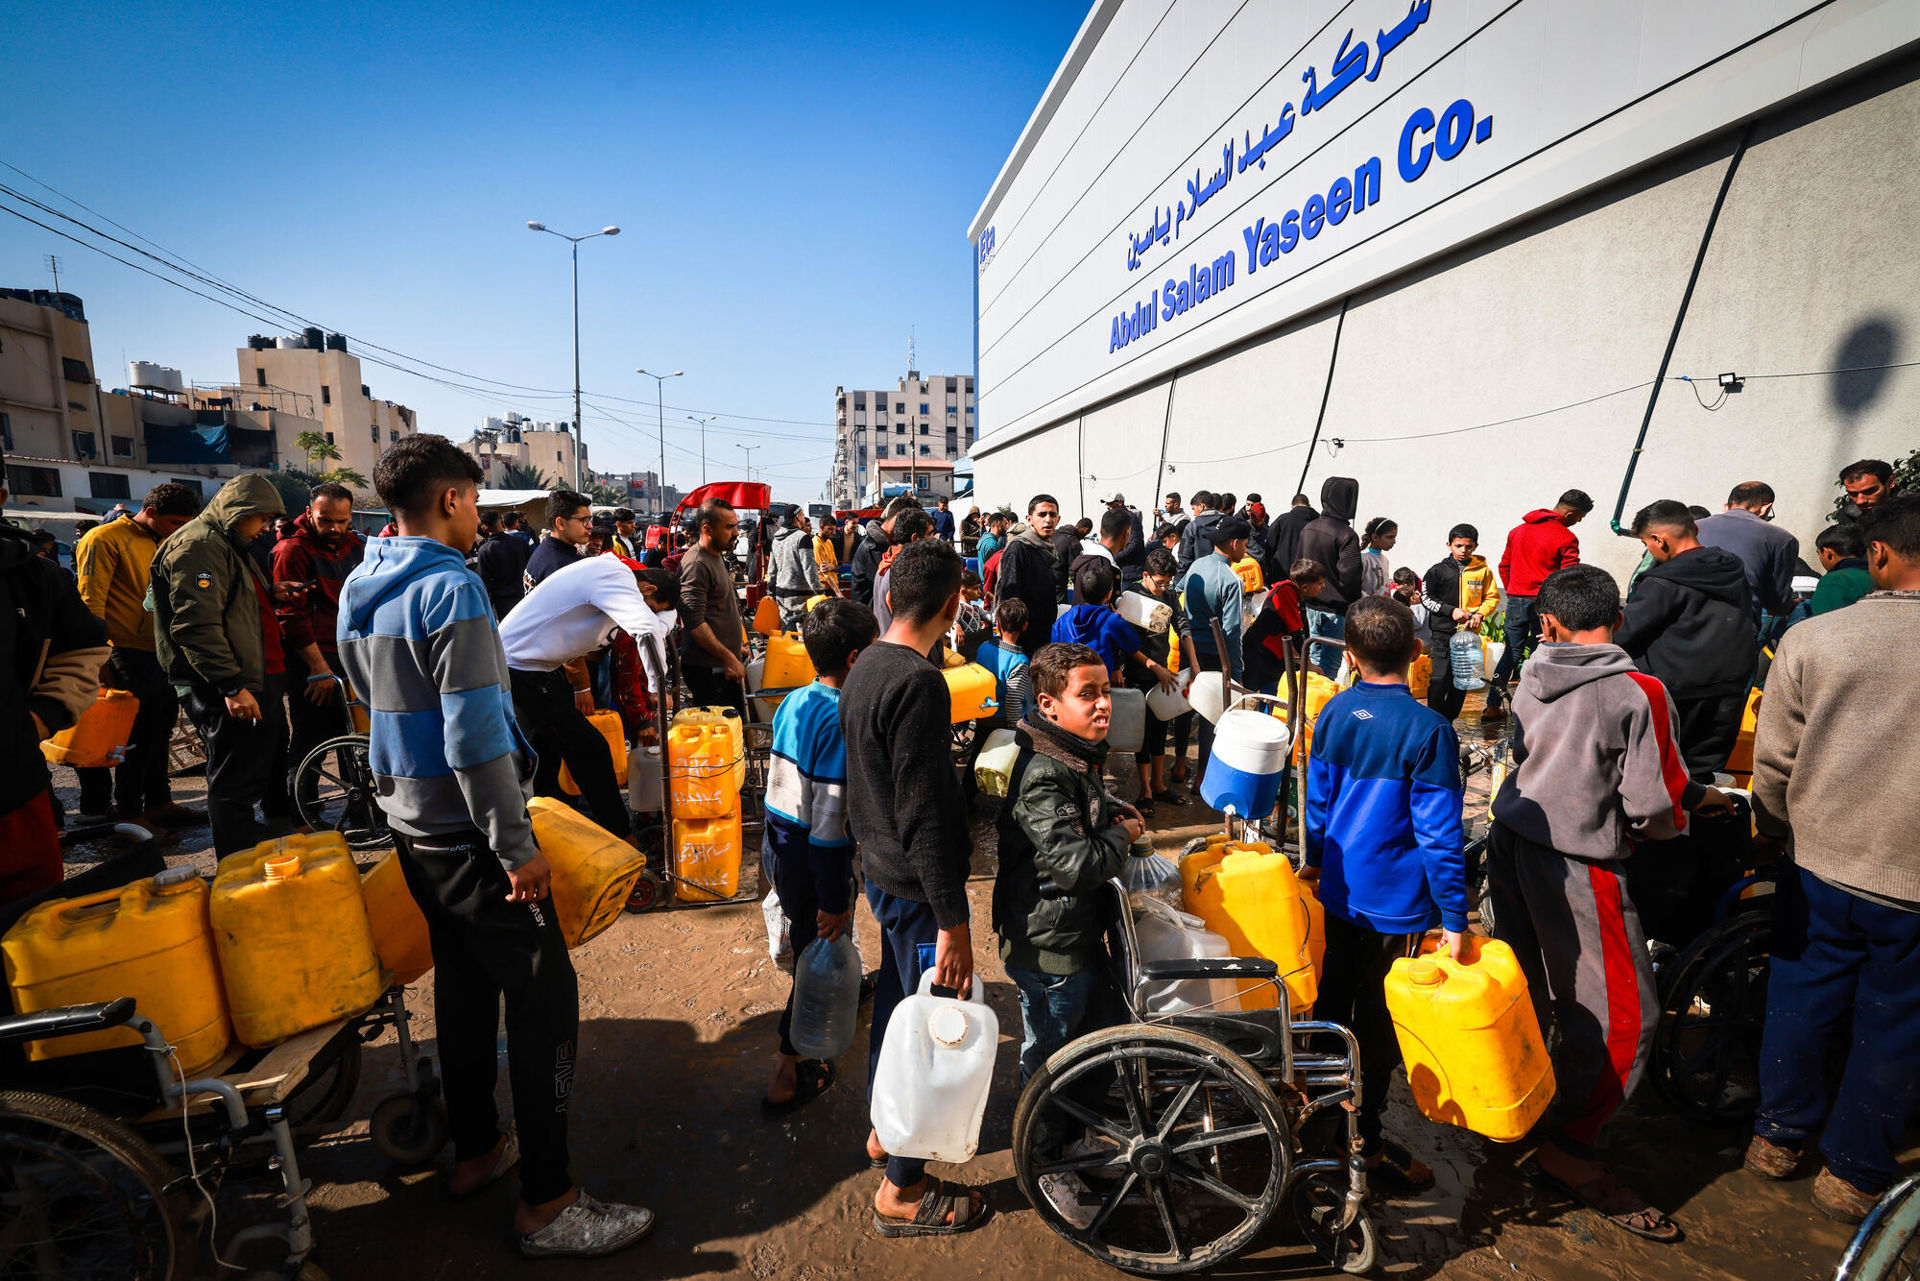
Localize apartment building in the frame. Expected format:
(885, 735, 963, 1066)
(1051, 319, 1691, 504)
(223, 333, 416, 492)
(829, 369, 975, 508)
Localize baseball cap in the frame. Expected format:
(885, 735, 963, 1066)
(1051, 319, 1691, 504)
(1099, 491, 1126, 505)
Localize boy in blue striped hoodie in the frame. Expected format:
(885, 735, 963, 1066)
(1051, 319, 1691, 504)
(337, 435, 654, 1260)
(761, 598, 877, 1115)
(1302, 593, 1468, 1194)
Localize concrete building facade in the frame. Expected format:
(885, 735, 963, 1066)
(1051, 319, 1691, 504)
(224, 336, 416, 495)
(968, 2, 1920, 581)
(463, 413, 585, 491)
(830, 370, 977, 508)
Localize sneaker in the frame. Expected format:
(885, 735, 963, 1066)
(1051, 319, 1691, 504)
(1038, 1172, 1099, 1231)
(143, 802, 208, 827)
(519, 1191, 656, 1259)
(1812, 1168, 1878, 1224)
(1742, 1135, 1800, 1180)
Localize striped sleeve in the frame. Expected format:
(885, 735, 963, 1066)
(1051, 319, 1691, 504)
(1621, 672, 1697, 841)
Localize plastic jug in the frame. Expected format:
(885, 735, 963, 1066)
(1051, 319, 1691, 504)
(1480, 640, 1506, 680)
(211, 834, 385, 1047)
(1181, 841, 1318, 1013)
(1189, 671, 1230, 724)
(1107, 686, 1146, 753)
(1146, 670, 1192, 720)
(1449, 631, 1486, 691)
(1384, 936, 1556, 1141)
(762, 633, 816, 689)
(942, 663, 998, 723)
(3, 867, 230, 1074)
(1200, 695, 1292, 820)
(1721, 687, 1763, 781)
(751, 593, 782, 636)
(1231, 557, 1264, 593)
(39, 687, 140, 768)
(870, 971, 999, 1163)
(1270, 671, 1340, 765)
(789, 933, 863, 1060)
(1116, 591, 1171, 634)
(676, 705, 748, 791)
(1132, 897, 1244, 1017)
(1409, 652, 1432, 700)
(361, 851, 432, 985)
(1121, 837, 1182, 913)
(628, 745, 664, 814)
(667, 721, 740, 818)
(673, 810, 743, 903)
(973, 727, 1020, 797)
(559, 709, 627, 794)
(528, 796, 649, 946)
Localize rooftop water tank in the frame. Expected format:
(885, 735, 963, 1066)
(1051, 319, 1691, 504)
(276, 336, 302, 349)
(302, 326, 324, 350)
(127, 362, 185, 393)
(247, 334, 272, 350)
(325, 332, 347, 352)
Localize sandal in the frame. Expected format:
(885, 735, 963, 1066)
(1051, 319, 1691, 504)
(1366, 1140, 1435, 1194)
(1533, 1166, 1683, 1243)
(1153, 789, 1183, 806)
(760, 1059, 835, 1119)
(872, 1178, 993, 1238)
(1135, 797, 1156, 818)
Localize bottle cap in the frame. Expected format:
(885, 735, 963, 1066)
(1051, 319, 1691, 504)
(1407, 959, 1444, 987)
(930, 1007, 969, 1047)
(1130, 837, 1154, 859)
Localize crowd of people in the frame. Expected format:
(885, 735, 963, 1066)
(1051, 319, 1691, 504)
(2, 436, 1913, 1260)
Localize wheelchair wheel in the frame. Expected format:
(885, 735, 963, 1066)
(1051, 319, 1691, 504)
(0, 1089, 183, 1280)
(281, 1026, 363, 1130)
(1837, 1174, 1920, 1281)
(1291, 1171, 1378, 1274)
(294, 735, 391, 851)
(1013, 1024, 1289, 1275)
(1652, 907, 1771, 1122)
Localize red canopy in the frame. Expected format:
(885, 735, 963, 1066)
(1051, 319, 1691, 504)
(674, 481, 770, 516)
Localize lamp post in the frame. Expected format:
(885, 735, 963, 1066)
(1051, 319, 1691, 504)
(686, 414, 717, 486)
(527, 220, 619, 490)
(737, 443, 760, 483)
(636, 368, 683, 519)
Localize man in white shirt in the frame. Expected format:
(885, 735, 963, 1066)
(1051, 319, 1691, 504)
(501, 554, 679, 839)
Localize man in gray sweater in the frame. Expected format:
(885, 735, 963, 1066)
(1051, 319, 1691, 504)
(1743, 494, 1920, 1224)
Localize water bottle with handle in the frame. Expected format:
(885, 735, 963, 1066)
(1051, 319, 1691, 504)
(1450, 629, 1487, 691)
(870, 970, 999, 1163)
(789, 933, 862, 1059)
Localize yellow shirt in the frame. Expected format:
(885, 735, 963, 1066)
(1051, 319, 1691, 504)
(75, 515, 163, 652)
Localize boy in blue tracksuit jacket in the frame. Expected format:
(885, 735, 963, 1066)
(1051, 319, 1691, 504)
(760, 598, 878, 1115)
(1302, 594, 1469, 1193)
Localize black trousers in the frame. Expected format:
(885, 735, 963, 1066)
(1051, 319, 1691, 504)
(1427, 632, 1468, 722)
(284, 649, 349, 801)
(394, 830, 578, 1205)
(683, 660, 746, 719)
(180, 675, 289, 858)
(1674, 692, 1745, 781)
(76, 648, 178, 816)
(1313, 914, 1420, 1156)
(508, 668, 630, 838)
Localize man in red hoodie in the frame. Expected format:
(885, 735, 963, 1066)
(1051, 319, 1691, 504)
(272, 482, 367, 800)
(1486, 489, 1591, 716)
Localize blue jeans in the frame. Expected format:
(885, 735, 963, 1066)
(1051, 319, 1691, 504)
(1305, 608, 1345, 679)
(1007, 964, 1116, 1085)
(864, 883, 942, 1190)
(1491, 595, 1536, 688)
(1754, 867, 1920, 1194)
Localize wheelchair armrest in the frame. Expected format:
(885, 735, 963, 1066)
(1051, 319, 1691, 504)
(0, 997, 139, 1046)
(1139, 957, 1279, 981)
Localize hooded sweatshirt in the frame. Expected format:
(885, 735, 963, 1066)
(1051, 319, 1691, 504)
(1498, 509, 1581, 597)
(1297, 477, 1362, 611)
(996, 527, 1060, 654)
(766, 524, 821, 599)
(1613, 545, 1755, 700)
(1051, 602, 1137, 673)
(337, 535, 538, 871)
(1263, 501, 1317, 575)
(1490, 642, 1700, 860)
(1, 521, 110, 813)
(152, 473, 286, 696)
(849, 521, 889, 606)
(1424, 552, 1502, 636)
(271, 511, 365, 659)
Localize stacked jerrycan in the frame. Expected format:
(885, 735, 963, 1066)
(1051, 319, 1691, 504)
(667, 707, 745, 902)
(1181, 839, 1323, 1014)
(559, 709, 628, 796)
(361, 851, 433, 984)
(1383, 935, 1556, 1140)
(39, 687, 141, 769)
(4, 866, 231, 1073)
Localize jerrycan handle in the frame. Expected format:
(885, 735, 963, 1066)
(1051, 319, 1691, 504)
(915, 969, 985, 1004)
(48, 884, 133, 925)
(1221, 691, 1290, 718)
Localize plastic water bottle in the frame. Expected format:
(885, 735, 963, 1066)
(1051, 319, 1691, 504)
(1450, 630, 1487, 691)
(790, 934, 862, 1060)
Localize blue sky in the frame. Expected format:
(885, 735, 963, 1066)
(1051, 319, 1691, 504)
(0, 1, 1087, 496)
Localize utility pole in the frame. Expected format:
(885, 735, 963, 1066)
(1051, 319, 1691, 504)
(44, 254, 61, 294)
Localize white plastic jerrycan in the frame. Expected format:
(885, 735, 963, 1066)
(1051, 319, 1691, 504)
(1107, 687, 1146, 754)
(870, 970, 999, 1163)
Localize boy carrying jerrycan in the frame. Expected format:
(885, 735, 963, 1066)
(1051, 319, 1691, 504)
(1301, 594, 1469, 1195)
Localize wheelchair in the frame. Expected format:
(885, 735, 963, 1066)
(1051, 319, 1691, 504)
(1649, 865, 1776, 1123)
(290, 675, 391, 852)
(1011, 880, 1375, 1276)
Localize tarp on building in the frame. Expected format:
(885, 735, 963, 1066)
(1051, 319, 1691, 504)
(142, 422, 230, 465)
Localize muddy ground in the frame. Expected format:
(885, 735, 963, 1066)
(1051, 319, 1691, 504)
(46, 701, 1893, 1281)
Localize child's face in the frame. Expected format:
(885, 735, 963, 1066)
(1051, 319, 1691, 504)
(1041, 664, 1111, 741)
(963, 585, 982, 602)
(1298, 576, 1327, 600)
(1448, 537, 1476, 562)
(1142, 571, 1171, 594)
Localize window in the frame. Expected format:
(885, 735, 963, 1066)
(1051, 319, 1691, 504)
(111, 435, 134, 458)
(894, 402, 905, 415)
(0, 411, 10, 450)
(390, 429, 398, 443)
(170, 479, 203, 497)
(89, 472, 131, 500)
(918, 403, 929, 415)
(895, 443, 907, 457)
(371, 425, 379, 442)
(915, 473, 930, 491)
(62, 357, 91, 383)
(946, 377, 958, 393)
(320, 385, 331, 405)
(919, 444, 930, 456)
(257, 369, 267, 387)
(325, 432, 334, 445)
(853, 392, 866, 408)
(966, 405, 975, 415)
(896, 424, 906, 435)
(6, 465, 60, 497)
(920, 424, 929, 435)
(72, 430, 97, 459)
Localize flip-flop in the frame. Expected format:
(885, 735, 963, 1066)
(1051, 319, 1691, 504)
(1366, 1140, 1434, 1194)
(761, 1059, 835, 1119)
(1153, 789, 1183, 805)
(872, 1179, 992, 1238)
(1135, 797, 1157, 818)
(1531, 1165, 1683, 1243)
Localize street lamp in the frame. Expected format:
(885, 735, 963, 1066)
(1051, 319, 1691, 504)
(527, 220, 620, 490)
(737, 443, 760, 483)
(686, 414, 717, 486)
(636, 368, 683, 518)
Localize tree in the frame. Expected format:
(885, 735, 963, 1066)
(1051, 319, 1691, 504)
(499, 462, 556, 490)
(286, 430, 365, 491)
(587, 482, 629, 506)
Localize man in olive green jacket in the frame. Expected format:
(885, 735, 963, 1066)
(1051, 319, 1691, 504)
(151, 473, 297, 855)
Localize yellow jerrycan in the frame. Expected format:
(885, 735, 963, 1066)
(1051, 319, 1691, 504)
(675, 706, 747, 790)
(211, 833, 385, 1047)
(40, 687, 141, 768)
(1180, 841, 1318, 1013)
(762, 633, 816, 689)
(672, 810, 743, 903)
(942, 663, 999, 723)
(3, 868, 230, 1074)
(361, 851, 432, 984)
(667, 721, 740, 819)
(1383, 936, 1556, 1141)
(527, 797, 647, 947)
(1270, 671, 1340, 765)
(559, 709, 628, 794)
(751, 593, 782, 636)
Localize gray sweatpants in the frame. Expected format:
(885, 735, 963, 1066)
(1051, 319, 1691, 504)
(1486, 822, 1659, 1154)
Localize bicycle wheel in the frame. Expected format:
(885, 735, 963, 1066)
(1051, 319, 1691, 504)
(294, 735, 391, 851)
